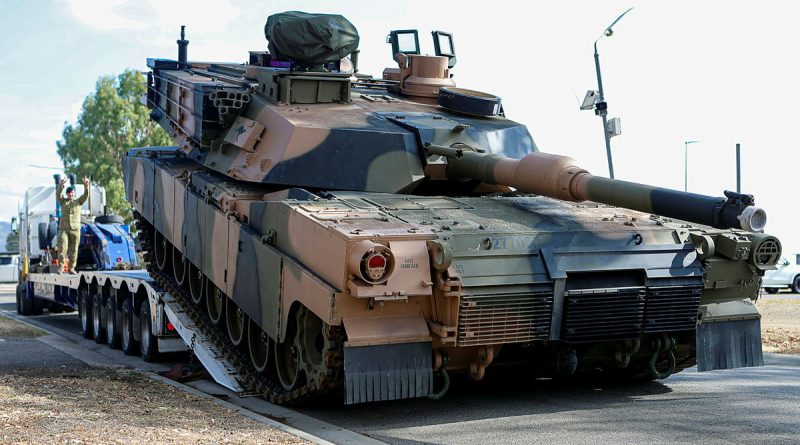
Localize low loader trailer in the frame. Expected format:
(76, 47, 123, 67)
(21, 269, 248, 393)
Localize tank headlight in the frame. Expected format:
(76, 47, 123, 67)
(348, 240, 395, 285)
(748, 233, 782, 270)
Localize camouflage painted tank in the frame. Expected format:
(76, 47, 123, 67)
(124, 12, 782, 404)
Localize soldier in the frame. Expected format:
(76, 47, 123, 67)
(56, 176, 90, 273)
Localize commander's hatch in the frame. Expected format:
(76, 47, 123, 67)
(432, 31, 457, 68)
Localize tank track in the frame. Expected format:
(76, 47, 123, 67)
(135, 214, 344, 405)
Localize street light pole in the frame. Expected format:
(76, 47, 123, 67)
(594, 43, 614, 179)
(684, 140, 700, 192)
(592, 7, 634, 180)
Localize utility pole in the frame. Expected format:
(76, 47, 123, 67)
(736, 143, 741, 193)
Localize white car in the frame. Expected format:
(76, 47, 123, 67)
(762, 257, 800, 294)
(0, 254, 18, 283)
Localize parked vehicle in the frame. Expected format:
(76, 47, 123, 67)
(15, 175, 137, 314)
(762, 257, 800, 293)
(0, 254, 19, 282)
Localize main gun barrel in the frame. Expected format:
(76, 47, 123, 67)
(425, 144, 766, 232)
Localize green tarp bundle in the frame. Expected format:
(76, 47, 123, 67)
(265, 11, 359, 64)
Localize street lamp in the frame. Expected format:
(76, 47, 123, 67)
(684, 140, 701, 191)
(585, 7, 634, 180)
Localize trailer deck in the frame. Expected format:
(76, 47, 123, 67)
(25, 270, 246, 393)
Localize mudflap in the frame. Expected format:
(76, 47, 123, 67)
(696, 300, 764, 371)
(344, 342, 433, 404)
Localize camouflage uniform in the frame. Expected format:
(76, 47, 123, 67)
(56, 182, 89, 272)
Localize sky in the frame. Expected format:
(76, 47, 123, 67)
(0, 0, 798, 257)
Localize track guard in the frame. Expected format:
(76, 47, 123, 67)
(696, 300, 764, 371)
(344, 342, 433, 404)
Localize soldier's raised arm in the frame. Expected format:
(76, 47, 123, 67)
(56, 177, 67, 205)
(77, 176, 91, 205)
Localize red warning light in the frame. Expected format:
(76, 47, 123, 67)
(166, 322, 175, 331)
(367, 254, 386, 269)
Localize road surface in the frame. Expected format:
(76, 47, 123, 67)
(2, 283, 799, 445)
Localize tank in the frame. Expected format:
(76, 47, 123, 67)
(124, 12, 782, 404)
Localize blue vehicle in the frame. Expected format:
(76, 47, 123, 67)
(14, 175, 138, 315)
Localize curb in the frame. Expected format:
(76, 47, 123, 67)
(147, 372, 338, 445)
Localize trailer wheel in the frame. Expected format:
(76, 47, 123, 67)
(92, 293, 106, 344)
(19, 285, 31, 315)
(19, 283, 39, 316)
(105, 298, 121, 349)
(139, 302, 159, 362)
(15, 284, 22, 315)
(79, 290, 93, 339)
(31, 292, 43, 316)
(121, 298, 139, 355)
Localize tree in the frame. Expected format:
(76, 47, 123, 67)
(57, 69, 172, 217)
(5, 230, 18, 253)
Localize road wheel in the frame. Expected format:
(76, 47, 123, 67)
(79, 290, 93, 339)
(248, 319, 270, 373)
(154, 231, 171, 272)
(792, 276, 800, 294)
(274, 307, 304, 391)
(172, 246, 187, 286)
(139, 302, 159, 362)
(764, 287, 779, 294)
(226, 298, 246, 347)
(206, 281, 224, 325)
(105, 298, 120, 349)
(121, 298, 139, 356)
(92, 293, 105, 344)
(188, 264, 204, 305)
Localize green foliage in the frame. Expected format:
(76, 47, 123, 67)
(5, 230, 18, 253)
(57, 70, 171, 217)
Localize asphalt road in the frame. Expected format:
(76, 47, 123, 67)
(3, 283, 799, 445)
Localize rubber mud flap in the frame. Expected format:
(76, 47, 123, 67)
(344, 342, 433, 404)
(696, 318, 764, 371)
